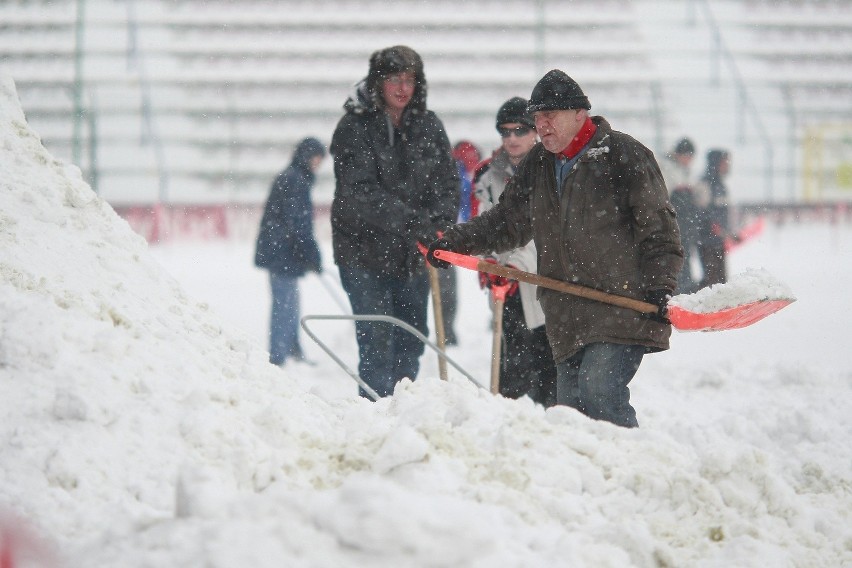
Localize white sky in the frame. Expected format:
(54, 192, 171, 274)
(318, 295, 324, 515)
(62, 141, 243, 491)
(2, 73, 851, 567)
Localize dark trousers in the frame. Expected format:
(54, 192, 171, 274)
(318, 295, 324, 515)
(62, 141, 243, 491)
(338, 265, 430, 399)
(499, 294, 557, 407)
(268, 272, 300, 365)
(556, 342, 643, 428)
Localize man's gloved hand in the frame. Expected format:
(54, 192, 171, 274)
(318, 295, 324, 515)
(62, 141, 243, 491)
(426, 237, 455, 269)
(478, 257, 499, 288)
(482, 275, 519, 296)
(478, 259, 518, 295)
(644, 289, 672, 324)
(479, 271, 513, 289)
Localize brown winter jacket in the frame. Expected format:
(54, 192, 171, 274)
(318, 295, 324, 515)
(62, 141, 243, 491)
(443, 117, 683, 363)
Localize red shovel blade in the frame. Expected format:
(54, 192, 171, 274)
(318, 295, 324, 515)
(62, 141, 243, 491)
(668, 298, 794, 332)
(725, 215, 765, 253)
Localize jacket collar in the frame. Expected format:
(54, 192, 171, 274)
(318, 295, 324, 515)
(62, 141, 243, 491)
(532, 116, 613, 166)
(559, 117, 597, 159)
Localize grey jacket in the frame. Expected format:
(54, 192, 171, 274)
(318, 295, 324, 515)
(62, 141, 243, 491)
(443, 117, 683, 362)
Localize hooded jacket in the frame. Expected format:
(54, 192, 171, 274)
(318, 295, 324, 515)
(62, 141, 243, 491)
(254, 138, 324, 276)
(443, 117, 683, 363)
(330, 78, 459, 277)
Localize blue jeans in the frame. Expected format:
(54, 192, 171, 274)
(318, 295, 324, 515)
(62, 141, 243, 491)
(338, 265, 430, 399)
(269, 272, 300, 365)
(556, 342, 644, 428)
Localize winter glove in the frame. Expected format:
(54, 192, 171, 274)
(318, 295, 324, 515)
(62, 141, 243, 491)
(478, 259, 518, 296)
(644, 289, 672, 324)
(426, 237, 457, 269)
(486, 276, 519, 297)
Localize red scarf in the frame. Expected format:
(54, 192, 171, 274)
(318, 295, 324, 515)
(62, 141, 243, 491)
(559, 117, 596, 159)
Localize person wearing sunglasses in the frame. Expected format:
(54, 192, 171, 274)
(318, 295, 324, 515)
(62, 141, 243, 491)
(428, 71, 683, 428)
(472, 97, 556, 408)
(330, 45, 459, 399)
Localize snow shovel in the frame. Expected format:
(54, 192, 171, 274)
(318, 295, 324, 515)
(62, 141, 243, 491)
(489, 281, 515, 394)
(430, 249, 795, 332)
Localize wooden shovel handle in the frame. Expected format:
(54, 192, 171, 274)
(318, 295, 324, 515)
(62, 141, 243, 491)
(426, 263, 449, 381)
(490, 295, 504, 394)
(433, 249, 658, 315)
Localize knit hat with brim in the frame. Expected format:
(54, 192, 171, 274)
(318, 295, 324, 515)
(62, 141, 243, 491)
(496, 96, 535, 130)
(527, 70, 591, 112)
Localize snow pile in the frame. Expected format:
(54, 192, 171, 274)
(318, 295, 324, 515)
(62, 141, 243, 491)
(670, 268, 796, 312)
(2, 75, 851, 567)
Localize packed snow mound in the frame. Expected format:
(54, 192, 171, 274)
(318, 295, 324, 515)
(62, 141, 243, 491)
(2, 75, 850, 567)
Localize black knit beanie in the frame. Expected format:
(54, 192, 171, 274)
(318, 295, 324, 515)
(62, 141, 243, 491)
(527, 70, 591, 113)
(495, 96, 535, 130)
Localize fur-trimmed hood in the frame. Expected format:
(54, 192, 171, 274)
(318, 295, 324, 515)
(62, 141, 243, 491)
(342, 45, 427, 115)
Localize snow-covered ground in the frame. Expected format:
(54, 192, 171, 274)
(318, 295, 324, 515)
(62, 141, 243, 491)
(2, 74, 851, 567)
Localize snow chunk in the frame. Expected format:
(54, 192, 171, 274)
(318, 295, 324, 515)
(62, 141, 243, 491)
(670, 268, 795, 313)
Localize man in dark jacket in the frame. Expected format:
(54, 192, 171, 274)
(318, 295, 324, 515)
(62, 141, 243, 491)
(428, 70, 683, 427)
(255, 137, 326, 366)
(330, 45, 459, 399)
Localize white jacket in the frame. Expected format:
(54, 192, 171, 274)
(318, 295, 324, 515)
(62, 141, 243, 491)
(473, 149, 546, 330)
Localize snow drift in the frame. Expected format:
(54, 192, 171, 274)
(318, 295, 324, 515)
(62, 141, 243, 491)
(1, 74, 850, 567)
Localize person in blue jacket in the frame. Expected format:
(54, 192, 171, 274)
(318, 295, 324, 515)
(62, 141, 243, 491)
(255, 137, 327, 366)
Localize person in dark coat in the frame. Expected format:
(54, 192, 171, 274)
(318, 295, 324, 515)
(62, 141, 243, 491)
(254, 137, 327, 366)
(698, 149, 732, 288)
(330, 45, 459, 399)
(428, 70, 683, 428)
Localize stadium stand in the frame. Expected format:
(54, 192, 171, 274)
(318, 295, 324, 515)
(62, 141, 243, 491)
(2, 0, 851, 230)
